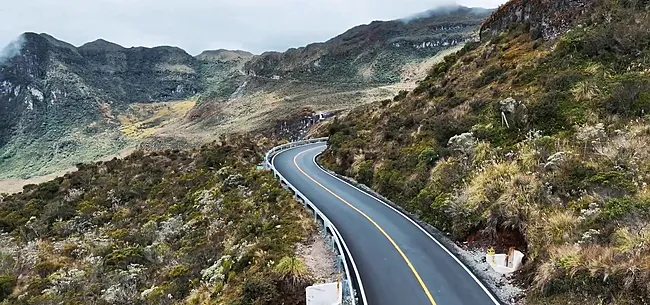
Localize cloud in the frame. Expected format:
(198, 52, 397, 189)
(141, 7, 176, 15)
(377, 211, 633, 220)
(0, 0, 507, 55)
(0, 34, 25, 64)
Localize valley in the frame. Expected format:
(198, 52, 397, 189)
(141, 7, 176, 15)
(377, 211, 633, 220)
(3, 1, 650, 304)
(0, 6, 490, 188)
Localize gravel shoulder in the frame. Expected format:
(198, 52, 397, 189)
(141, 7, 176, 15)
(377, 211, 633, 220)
(297, 231, 338, 284)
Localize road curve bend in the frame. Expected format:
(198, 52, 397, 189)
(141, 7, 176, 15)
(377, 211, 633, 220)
(272, 143, 500, 305)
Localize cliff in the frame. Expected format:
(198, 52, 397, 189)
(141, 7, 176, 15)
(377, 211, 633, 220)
(480, 0, 595, 40)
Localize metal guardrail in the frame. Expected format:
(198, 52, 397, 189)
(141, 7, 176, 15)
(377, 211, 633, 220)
(265, 138, 362, 305)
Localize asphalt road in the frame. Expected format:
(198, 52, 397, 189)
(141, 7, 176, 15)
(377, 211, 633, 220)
(272, 143, 500, 305)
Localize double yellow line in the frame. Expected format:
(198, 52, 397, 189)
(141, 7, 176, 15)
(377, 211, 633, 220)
(293, 147, 437, 305)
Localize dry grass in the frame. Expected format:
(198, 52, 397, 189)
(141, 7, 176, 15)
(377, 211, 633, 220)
(465, 161, 520, 209)
(612, 227, 650, 254)
(275, 256, 311, 288)
(197, 83, 412, 137)
(571, 80, 603, 102)
(118, 98, 197, 139)
(543, 211, 579, 244)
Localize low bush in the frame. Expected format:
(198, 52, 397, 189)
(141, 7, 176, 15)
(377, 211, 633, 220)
(0, 274, 16, 300)
(0, 138, 314, 304)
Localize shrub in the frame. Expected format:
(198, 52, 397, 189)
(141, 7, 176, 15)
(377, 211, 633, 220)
(418, 148, 439, 167)
(603, 76, 650, 117)
(583, 171, 635, 194)
(373, 167, 405, 202)
(528, 92, 571, 134)
(355, 160, 374, 186)
(34, 260, 63, 278)
(274, 257, 309, 288)
(601, 197, 650, 221)
(167, 264, 193, 299)
(104, 247, 146, 270)
(412, 189, 452, 231)
(542, 71, 583, 92)
(473, 64, 507, 88)
(241, 277, 279, 305)
(168, 265, 190, 279)
(0, 274, 16, 300)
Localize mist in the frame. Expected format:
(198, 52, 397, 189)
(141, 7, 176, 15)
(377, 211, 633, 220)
(0, 34, 25, 64)
(400, 4, 495, 23)
(0, 0, 508, 55)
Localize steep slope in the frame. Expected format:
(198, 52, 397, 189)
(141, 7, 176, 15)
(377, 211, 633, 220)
(196, 49, 253, 100)
(480, 0, 596, 40)
(188, 6, 493, 136)
(321, 0, 650, 303)
(0, 34, 240, 180)
(0, 137, 318, 304)
(0, 6, 492, 183)
(245, 6, 492, 85)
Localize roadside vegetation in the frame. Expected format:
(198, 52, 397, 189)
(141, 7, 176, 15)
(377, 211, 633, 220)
(0, 136, 316, 305)
(321, 1, 650, 303)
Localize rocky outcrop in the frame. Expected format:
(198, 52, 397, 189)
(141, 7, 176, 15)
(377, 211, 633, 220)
(480, 0, 596, 40)
(195, 49, 253, 63)
(0, 33, 247, 178)
(0, 33, 201, 144)
(244, 6, 493, 85)
(265, 107, 336, 141)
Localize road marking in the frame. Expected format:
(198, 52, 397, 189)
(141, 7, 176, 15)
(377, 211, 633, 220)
(308, 144, 502, 305)
(294, 147, 438, 305)
(271, 145, 368, 305)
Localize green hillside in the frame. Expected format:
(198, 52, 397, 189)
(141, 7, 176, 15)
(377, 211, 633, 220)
(321, 1, 650, 303)
(0, 137, 316, 304)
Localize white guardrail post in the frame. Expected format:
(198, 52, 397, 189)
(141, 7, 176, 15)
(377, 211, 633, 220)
(264, 138, 362, 305)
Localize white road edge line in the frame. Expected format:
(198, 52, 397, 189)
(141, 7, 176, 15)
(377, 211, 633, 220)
(310, 143, 502, 305)
(271, 144, 369, 305)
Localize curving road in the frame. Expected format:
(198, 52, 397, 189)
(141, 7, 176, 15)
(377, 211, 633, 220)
(272, 143, 500, 305)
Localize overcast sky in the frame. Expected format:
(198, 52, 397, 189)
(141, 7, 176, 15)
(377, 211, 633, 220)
(1, 0, 507, 55)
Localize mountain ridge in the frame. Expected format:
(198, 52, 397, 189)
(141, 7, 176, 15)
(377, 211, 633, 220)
(0, 5, 492, 182)
(243, 5, 490, 84)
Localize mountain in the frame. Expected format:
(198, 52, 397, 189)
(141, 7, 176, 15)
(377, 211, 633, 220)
(188, 5, 493, 138)
(0, 34, 255, 180)
(244, 6, 490, 84)
(320, 0, 650, 303)
(0, 32, 211, 179)
(0, 5, 492, 183)
(196, 49, 253, 101)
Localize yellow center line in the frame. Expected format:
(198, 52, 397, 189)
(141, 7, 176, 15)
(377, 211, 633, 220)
(293, 147, 437, 305)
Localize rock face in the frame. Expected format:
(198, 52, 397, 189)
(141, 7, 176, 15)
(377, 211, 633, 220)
(0, 33, 253, 178)
(78, 41, 201, 103)
(0, 33, 202, 146)
(480, 0, 596, 40)
(0, 6, 495, 179)
(244, 6, 493, 85)
(196, 49, 253, 101)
